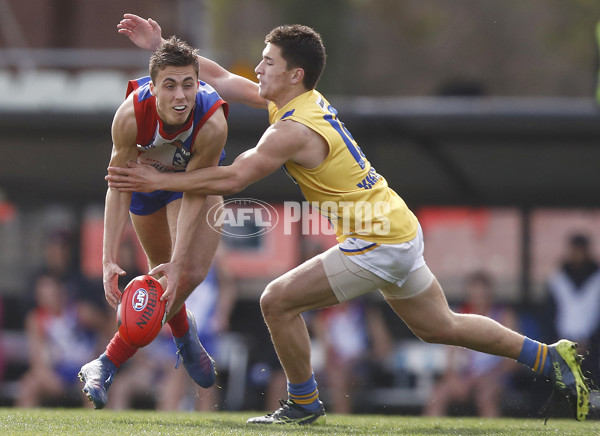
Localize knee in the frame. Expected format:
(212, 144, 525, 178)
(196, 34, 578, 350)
(177, 266, 210, 298)
(259, 282, 287, 322)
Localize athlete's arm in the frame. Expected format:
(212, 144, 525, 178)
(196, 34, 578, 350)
(23, 311, 45, 372)
(193, 56, 267, 109)
(157, 106, 228, 307)
(103, 96, 139, 309)
(118, 13, 267, 109)
(107, 120, 313, 196)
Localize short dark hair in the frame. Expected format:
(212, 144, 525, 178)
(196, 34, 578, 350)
(467, 271, 493, 289)
(569, 233, 590, 249)
(265, 24, 326, 90)
(149, 36, 199, 82)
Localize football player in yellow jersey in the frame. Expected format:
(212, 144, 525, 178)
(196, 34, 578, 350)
(109, 14, 589, 424)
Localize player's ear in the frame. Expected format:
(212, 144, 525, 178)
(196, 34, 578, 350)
(290, 68, 304, 86)
(149, 81, 155, 95)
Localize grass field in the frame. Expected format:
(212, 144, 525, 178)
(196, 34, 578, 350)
(0, 408, 598, 436)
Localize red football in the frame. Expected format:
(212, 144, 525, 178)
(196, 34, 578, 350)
(117, 275, 167, 348)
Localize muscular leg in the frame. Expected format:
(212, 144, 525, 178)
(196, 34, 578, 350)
(82, 196, 220, 407)
(386, 279, 524, 359)
(81, 206, 172, 399)
(166, 195, 222, 319)
(259, 255, 338, 384)
(130, 196, 222, 321)
(130, 204, 173, 269)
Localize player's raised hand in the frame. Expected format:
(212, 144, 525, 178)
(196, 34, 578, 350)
(103, 262, 126, 309)
(117, 13, 164, 51)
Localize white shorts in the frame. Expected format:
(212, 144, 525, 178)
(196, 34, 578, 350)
(319, 225, 434, 302)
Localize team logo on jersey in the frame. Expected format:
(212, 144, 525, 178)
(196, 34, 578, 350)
(131, 288, 149, 312)
(171, 140, 191, 167)
(207, 198, 279, 238)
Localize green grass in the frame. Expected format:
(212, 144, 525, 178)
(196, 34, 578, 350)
(0, 409, 598, 436)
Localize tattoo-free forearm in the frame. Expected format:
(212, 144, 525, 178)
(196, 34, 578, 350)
(156, 165, 243, 196)
(103, 188, 132, 263)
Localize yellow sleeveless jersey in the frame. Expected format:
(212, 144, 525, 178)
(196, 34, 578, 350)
(268, 90, 418, 244)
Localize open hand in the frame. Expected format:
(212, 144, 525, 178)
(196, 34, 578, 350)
(103, 262, 126, 309)
(117, 13, 164, 51)
(106, 161, 161, 193)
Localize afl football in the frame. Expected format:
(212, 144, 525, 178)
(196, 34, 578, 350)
(117, 275, 166, 347)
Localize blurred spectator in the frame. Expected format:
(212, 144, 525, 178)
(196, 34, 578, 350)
(108, 255, 237, 410)
(30, 229, 108, 332)
(424, 272, 519, 417)
(33, 229, 100, 306)
(311, 296, 394, 414)
(15, 274, 101, 407)
(543, 234, 600, 387)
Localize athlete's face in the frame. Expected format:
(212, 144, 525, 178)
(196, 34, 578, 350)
(255, 43, 296, 102)
(150, 65, 198, 128)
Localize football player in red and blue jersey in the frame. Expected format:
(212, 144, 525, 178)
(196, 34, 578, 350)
(79, 36, 231, 409)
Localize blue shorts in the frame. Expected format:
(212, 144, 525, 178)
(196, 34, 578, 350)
(130, 190, 183, 216)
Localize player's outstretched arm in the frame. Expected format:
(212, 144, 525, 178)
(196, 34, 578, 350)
(198, 57, 267, 109)
(107, 120, 307, 196)
(118, 13, 267, 109)
(103, 98, 139, 309)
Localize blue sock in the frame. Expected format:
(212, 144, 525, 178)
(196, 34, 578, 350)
(287, 373, 321, 412)
(517, 337, 552, 377)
